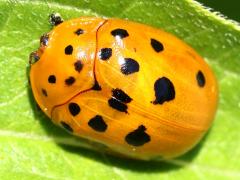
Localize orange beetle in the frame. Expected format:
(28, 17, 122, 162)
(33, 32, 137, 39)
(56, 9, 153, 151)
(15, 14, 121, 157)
(29, 14, 218, 160)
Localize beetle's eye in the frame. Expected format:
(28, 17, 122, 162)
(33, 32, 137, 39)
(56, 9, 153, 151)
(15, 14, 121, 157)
(29, 51, 40, 65)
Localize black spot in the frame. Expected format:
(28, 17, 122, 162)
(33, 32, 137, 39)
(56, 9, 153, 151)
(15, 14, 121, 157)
(42, 89, 48, 97)
(65, 45, 73, 55)
(68, 102, 80, 116)
(29, 52, 40, 65)
(99, 48, 112, 60)
(121, 58, 139, 75)
(92, 81, 102, 91)
(49, 13, 63, 26)
(108, 98, 128, 113)
(112, 88, 132, 103)
(88, 115, 107, 132)
(48, 75, 56, 84)
(152, 77, 175, 104)
(74, 60, 83, 72)
(60, 121, 73, 133)
(197, 70, 205, 87)
(111, 28, 129, 39)
(74, 28, 84, 35)
(125, 125, 150, 146)
(65, 76, 75, 85)
(40, 34, 49, 46)
(151, 38, 164, 52)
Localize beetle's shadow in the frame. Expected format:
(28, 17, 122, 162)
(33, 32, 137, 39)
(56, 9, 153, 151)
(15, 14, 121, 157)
(59, 131, 210, 172)
(27, 66, 210, 173)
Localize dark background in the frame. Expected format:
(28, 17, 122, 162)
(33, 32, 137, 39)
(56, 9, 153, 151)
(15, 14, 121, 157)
(196, 0, 240, 22)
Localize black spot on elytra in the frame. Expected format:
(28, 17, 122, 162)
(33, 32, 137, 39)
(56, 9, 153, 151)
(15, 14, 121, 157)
(74, 28, 84, 35)
(92, 80, 102, 91)
(48, 75, 56, 84)
(125, 125, 150, 146)
(68, 102, 80, 116)
(197, 70, 205, 87)
(108, 98, 128, 113)
(41, 89, 48, 97)
(74, 60, 83, 73)
(151, 38, 164, 52)
(60, 121, 73, 133)
(65, 76, 75, 85)
(65, 45, 73, 55)
(121, 58, 139, 75)
(99, 48, 112, 60)
(152, 77, 175, 104)
(112, 88, 132, 103)
(88, 115, 107, 132)
(111, 28, 129, 39)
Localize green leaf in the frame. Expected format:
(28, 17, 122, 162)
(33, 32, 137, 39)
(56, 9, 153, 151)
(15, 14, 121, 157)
(0, 0, 240, 179)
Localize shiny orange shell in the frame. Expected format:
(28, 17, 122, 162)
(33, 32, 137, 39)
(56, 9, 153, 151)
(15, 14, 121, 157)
(29, 17, 218, 160)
